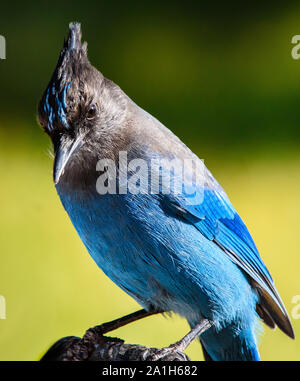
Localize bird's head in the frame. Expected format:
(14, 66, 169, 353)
(38, 22, 128, 186)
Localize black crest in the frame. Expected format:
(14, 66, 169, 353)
(38, 23, 89, 134)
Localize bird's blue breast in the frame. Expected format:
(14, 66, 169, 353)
(56, 185, 257, 328)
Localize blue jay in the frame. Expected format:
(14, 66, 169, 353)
(38, 23, 294, 361)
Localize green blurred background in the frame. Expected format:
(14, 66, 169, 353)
(0, 0, 300, 360)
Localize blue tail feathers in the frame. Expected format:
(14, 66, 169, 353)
(192, 322, 260, 361)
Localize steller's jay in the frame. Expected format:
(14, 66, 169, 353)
(38, 23, 294, 361)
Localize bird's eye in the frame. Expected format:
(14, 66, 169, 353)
(86, 104, 98, 120)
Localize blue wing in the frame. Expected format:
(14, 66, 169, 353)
(161, 166, 294, 338)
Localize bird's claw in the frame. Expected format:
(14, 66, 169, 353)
(147, 346, 189, 361)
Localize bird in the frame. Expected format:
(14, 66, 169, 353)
(38, 22, 294, 361)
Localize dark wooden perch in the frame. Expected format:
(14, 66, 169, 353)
(41, 309, 212, 361)
(40, 335, 190, 361)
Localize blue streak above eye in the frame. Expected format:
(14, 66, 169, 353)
(44, 80, 72, 130)
(43, 88, 54, 131)
(62, 81, 72, 109)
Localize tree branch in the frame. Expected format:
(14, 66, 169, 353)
(41, 334, 190, 361)
(40, 310, 212, 361)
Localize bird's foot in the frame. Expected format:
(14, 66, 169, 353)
(147, 346, 187, 361)
(149, 318, 213, 361)
(65, 308, 164, 361)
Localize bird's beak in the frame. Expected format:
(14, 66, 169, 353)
(53, 134, 85, 184)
